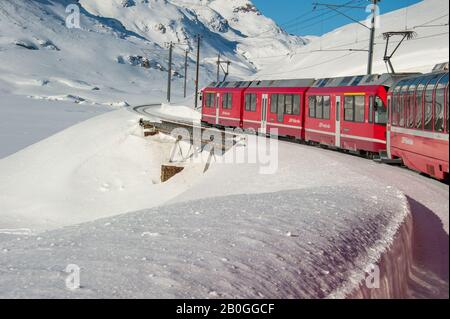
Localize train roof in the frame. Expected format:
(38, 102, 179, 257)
(205, 73, 424, 91)
(389, 70, 449, 92)
(311, 73, 419, 88)
(206, 81, 251, 89)
(248, 78, 316, 88)
(206, 78, 316, 89)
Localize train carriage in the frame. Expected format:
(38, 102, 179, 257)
(304, 74, 410, 156)
(201, 81, 250, 128)
(387, 70, 449, 180)
(241, 79, 315, 138)
(199, 63, 449, 181)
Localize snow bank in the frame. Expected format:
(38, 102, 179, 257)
(0, 109, 205, 233)
(0, 126, 417, 298)
(146, 102, 202, 123)
(0, 184, 409, 298)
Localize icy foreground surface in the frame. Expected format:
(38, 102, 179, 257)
(0, 185, 408, 299)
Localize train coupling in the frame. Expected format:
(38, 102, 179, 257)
(373, 151, 403, 165)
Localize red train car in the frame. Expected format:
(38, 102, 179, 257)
(201, 81, 250, 128)
(241, 79, 315, 138)
(387, 70, 449, 180)
(304, 74, 411, 156)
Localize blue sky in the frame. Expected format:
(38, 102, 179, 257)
(252, 0, 422, 36)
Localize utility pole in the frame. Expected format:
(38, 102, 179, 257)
(194, 35, 201, 109)
(217, 54, 221, 83)
(184, 49, 188, 98)
(216, 54, 231, 83)
(367, 0, 379, 75)
(313, 1, 381, 75)
(167, 41, 173, 103)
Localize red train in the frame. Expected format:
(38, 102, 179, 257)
(387, 71, 449, 180)
(201, 67, 449, 181)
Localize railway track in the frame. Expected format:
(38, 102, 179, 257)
(133, 104, 241, 153)
(131, 103, 448, 183)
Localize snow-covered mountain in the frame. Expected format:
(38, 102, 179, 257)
(255, 0, 449, 79)
(0, 0, 448, 106)
(0, 0, 305, 105)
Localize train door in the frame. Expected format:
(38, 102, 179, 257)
(335, 95, 341, 147)
(261, 94, 268, 134)
(386, 95, 392, 159)
(215, 93, 220, 125)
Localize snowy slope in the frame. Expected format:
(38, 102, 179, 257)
(0, 94, 109, 159)
(0, 109, 207, 232)
(255, 0, 449, 79)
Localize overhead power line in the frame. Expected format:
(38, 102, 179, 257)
(251, 29, 450, 78)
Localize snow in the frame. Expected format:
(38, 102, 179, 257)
(148, 101, 202, 122)
(0, 178, 410, 298)
(0, 109, 206, 233)
(254, 0, 449, 79)
(0, 94, 110, 159)
(0, 0, 447, 109)
(0, 0, 448, 299)
(0, 0, 305, 107)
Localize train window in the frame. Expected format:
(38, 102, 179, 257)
(435, 74, 448, 132)
(277, 94, 285, 115)
(344, 96, 354, 121)
(401, 85, 410, 128)
(205, 93, 215, 108)
(399, 98, 406, 127)
(316, 96, 323, 119)
(245, 93, 257, 112)
(293, 95, 301, 115)
(222, 93, 233, 109)
(415, 78, 430, 129)
(245, 94, 251, 111)
(408, 93, 415, 128)
(425, 74, 443, 131)
(447, 85, 449, 133)
(355, 96, 365, 123)
(271, 94, 301, 116)
(323, 96, 331, 120)
(285, 95, 293, 115)
(308, 96, 330, 119)
(369, 97, 374, 123)
(424, 88, 434, 131)
(276, 95, 284, 122)
(435, 87, 445, 132)
(344, 95, 365, 123)
(270, 94, 277, 114)
(309, 96, 316, 118)
(251, 94, 257, 111)
(391, 94, 398, 126)
(374, 97, 387, 125)
(270, 94, 278, 113)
